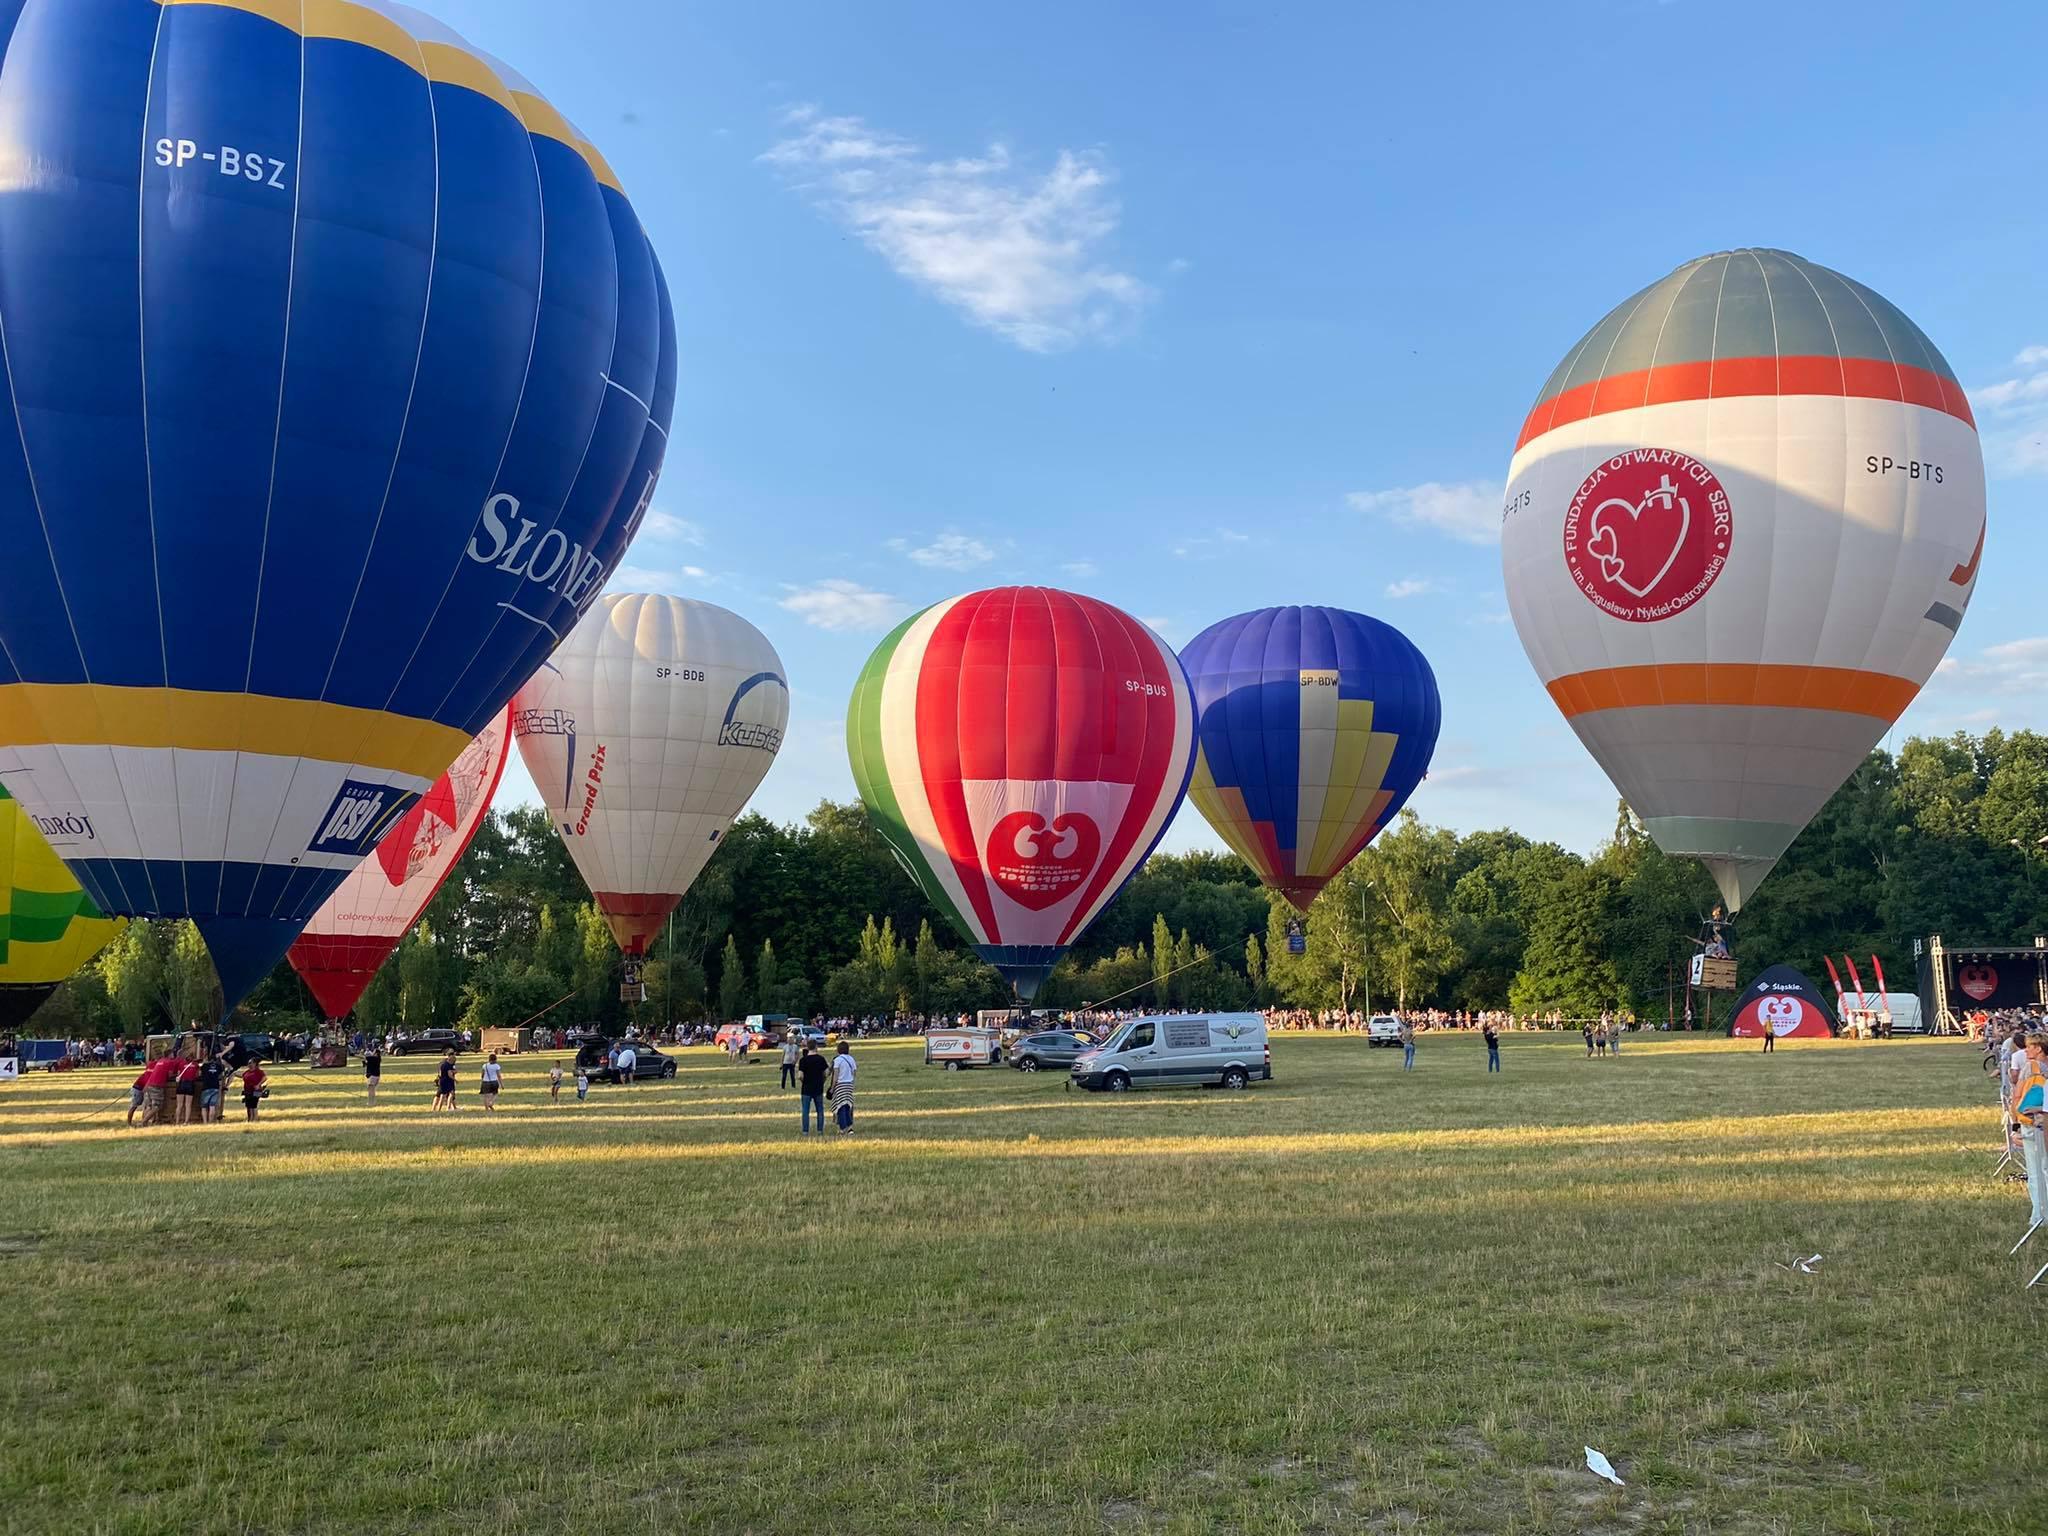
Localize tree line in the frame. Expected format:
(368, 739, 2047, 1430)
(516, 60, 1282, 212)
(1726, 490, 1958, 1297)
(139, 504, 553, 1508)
(25, 729, 2048, 1039)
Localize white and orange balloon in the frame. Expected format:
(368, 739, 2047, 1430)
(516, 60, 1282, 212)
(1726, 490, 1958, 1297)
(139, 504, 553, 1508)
(512, 594, 788, 956)
(1502, 248, 1985, 910)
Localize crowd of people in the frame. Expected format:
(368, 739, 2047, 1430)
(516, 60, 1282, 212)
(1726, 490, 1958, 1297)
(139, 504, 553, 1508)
(1991, 1017, 2048, 1238)
(124, 1048, 268, 1127)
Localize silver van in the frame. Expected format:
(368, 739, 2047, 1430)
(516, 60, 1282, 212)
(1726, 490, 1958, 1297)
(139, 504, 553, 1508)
(1070, 1013, 1270, 1092)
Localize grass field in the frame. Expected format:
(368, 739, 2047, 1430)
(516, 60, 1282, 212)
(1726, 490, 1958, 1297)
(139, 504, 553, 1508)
(0, 1030, 2033, 1534)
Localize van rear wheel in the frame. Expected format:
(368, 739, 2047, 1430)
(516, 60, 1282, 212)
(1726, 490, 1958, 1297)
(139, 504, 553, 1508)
(1221, 1067, 1250, 1090)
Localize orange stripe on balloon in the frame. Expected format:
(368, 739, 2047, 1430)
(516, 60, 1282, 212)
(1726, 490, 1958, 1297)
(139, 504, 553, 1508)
(1517, 355, 1975, 451)
(1545, 665, 1920, 722)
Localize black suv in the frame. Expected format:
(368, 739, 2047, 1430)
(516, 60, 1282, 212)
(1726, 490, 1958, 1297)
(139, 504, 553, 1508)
(575, 1040, 678, 1083)
(392, 1030, 469, 1056)
(222, 1032, 305, 1066)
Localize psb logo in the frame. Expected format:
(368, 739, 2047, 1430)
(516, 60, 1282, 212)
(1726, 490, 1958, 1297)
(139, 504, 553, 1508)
(310, 781, 415, 857)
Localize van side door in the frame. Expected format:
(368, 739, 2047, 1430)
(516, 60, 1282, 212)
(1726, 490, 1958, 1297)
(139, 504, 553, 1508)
(1119, 1022, 1158, 1083)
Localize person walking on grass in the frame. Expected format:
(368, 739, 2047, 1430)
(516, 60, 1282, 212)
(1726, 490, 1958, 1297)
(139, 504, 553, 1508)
(1399, 1018, 1415, 1072)
(480, 1052, 503, 1111)
(1483, 1020, 1500, 1073)
(238, 1060, 268, 1123)
(434, 1050, 457, 1111)
(798, 1043, 829, 1135)
(575, 1065, 590, 1102)
(831, 1040, 857, 1134)
(549, 1062, 563, 1103)
(2013, 1037, 2048, 1236)
(363, 1043, 382, 1107)
(780, 1032, 800, 1090)
(1761, 1020, 1776, 1054)
(1583, 1021, 1595, 1057)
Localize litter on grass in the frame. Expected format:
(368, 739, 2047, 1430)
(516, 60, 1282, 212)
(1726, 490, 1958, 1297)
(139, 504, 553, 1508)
(1585, 1447, 1624, 1487)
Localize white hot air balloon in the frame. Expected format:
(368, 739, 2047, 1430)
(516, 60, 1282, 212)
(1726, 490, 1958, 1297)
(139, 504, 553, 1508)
(511, 594, 789, 960)
(1502, 249, 1985, 911)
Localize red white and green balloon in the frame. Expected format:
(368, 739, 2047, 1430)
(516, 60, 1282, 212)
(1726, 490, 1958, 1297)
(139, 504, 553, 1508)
(847, 587, 1196, 1000)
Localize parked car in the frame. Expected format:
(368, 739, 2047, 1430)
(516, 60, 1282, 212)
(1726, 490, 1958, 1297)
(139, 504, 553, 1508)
(792, 1024, 829, 1046)
(1071, 1013, 1271, 1092)
(714, 1022, 778, 1051)
(221, 1032, 305, 1065)
(575, 1040, 678, 1083)
(1008, 1030, 1099, 1073)
(391, 1029, 469, 1057)
(1366, 1015, 1403, 1047)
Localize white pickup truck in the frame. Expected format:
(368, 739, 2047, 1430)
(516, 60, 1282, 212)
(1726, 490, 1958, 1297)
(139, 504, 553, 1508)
(1367, 1015, 1403, 1047)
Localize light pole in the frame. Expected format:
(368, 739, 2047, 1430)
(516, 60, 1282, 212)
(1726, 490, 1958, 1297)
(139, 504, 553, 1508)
(1360, 881, 1374, 1019)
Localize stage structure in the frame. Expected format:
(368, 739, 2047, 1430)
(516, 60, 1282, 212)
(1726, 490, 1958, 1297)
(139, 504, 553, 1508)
(1916, 936, 2048, 1034)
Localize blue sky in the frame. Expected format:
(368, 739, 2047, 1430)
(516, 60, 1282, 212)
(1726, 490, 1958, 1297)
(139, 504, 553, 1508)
(440, 0, 2048, 857)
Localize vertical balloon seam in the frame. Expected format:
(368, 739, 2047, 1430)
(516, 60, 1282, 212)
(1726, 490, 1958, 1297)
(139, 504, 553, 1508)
(252, 17, 446, 928)
(366, 75, 548, 720)
(426, 196, 642, 732)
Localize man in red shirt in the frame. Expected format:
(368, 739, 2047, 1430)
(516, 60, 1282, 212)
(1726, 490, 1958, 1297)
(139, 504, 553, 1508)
(136, 1054, 177, 1127)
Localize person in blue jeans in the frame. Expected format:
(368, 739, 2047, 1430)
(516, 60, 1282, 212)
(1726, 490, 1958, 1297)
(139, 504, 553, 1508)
(797, 1045, 830, 1135)
(1483, 1021, 1500, 1072)
(1399, 1018, 1415, 1071)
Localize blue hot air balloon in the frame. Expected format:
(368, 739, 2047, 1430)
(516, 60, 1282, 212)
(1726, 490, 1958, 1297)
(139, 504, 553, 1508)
(1180, 607, 1441, 911)
(0, 0, 675, 1010)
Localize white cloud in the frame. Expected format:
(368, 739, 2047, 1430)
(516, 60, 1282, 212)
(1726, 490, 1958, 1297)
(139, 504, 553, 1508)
(1969, 346, 2048, 477)
(763, 105, 1151, 352)
(1140, 615, 1183, 641)
(1060, 560, 1099, 579)
(1171, 528, 1252, 560)
(1347, 481, 1502, 546)
(639, 509, 706, 545)
(1938, 636, 2048, 694)
(1384, 578, 1441, 600)
(891, 531, 995, 571)
(780, 579, 909, 633)
(606, 562, 717, 594)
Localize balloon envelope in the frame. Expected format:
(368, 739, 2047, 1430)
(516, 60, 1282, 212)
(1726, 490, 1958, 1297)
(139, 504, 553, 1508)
(512, 595, 789, 955)
(0, 782, 123, 1032)
(288, 707, 510, 1022)
(0, 0, 676, 1011)
(1501, 249, 1984, 909)
(847, 587, 1195, 999)
(1180, 607, 1441, 911)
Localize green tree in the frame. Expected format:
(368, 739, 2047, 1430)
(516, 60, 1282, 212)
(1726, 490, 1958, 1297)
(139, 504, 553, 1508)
(1510, 863, 1625, 1016)
(1151, 913, 1174, 1004)
(756, 938, 780, 1014)
(1244, 933, 1266, 1003)
(398, 921, 442, 1028)
(718, 934, 747, 1022)
(166, 921, 222, 1028)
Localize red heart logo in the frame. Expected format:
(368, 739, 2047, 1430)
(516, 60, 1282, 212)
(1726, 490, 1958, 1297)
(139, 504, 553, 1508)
(986, 811, 1101, 912)
(375, 778, 458, 887)
(1586, 474, 1691, 598)
(1959, 963, 1998, 1001)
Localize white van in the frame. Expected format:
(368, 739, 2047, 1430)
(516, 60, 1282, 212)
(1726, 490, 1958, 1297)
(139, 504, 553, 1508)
(1070, 1013, 1270, 1092)
(924, 1027, 1004, 1070)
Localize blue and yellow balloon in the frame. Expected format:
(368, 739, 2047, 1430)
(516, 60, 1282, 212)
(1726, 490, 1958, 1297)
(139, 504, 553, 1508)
(1180, 607, 1441, 911)
(0, 0, 675, 1011)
